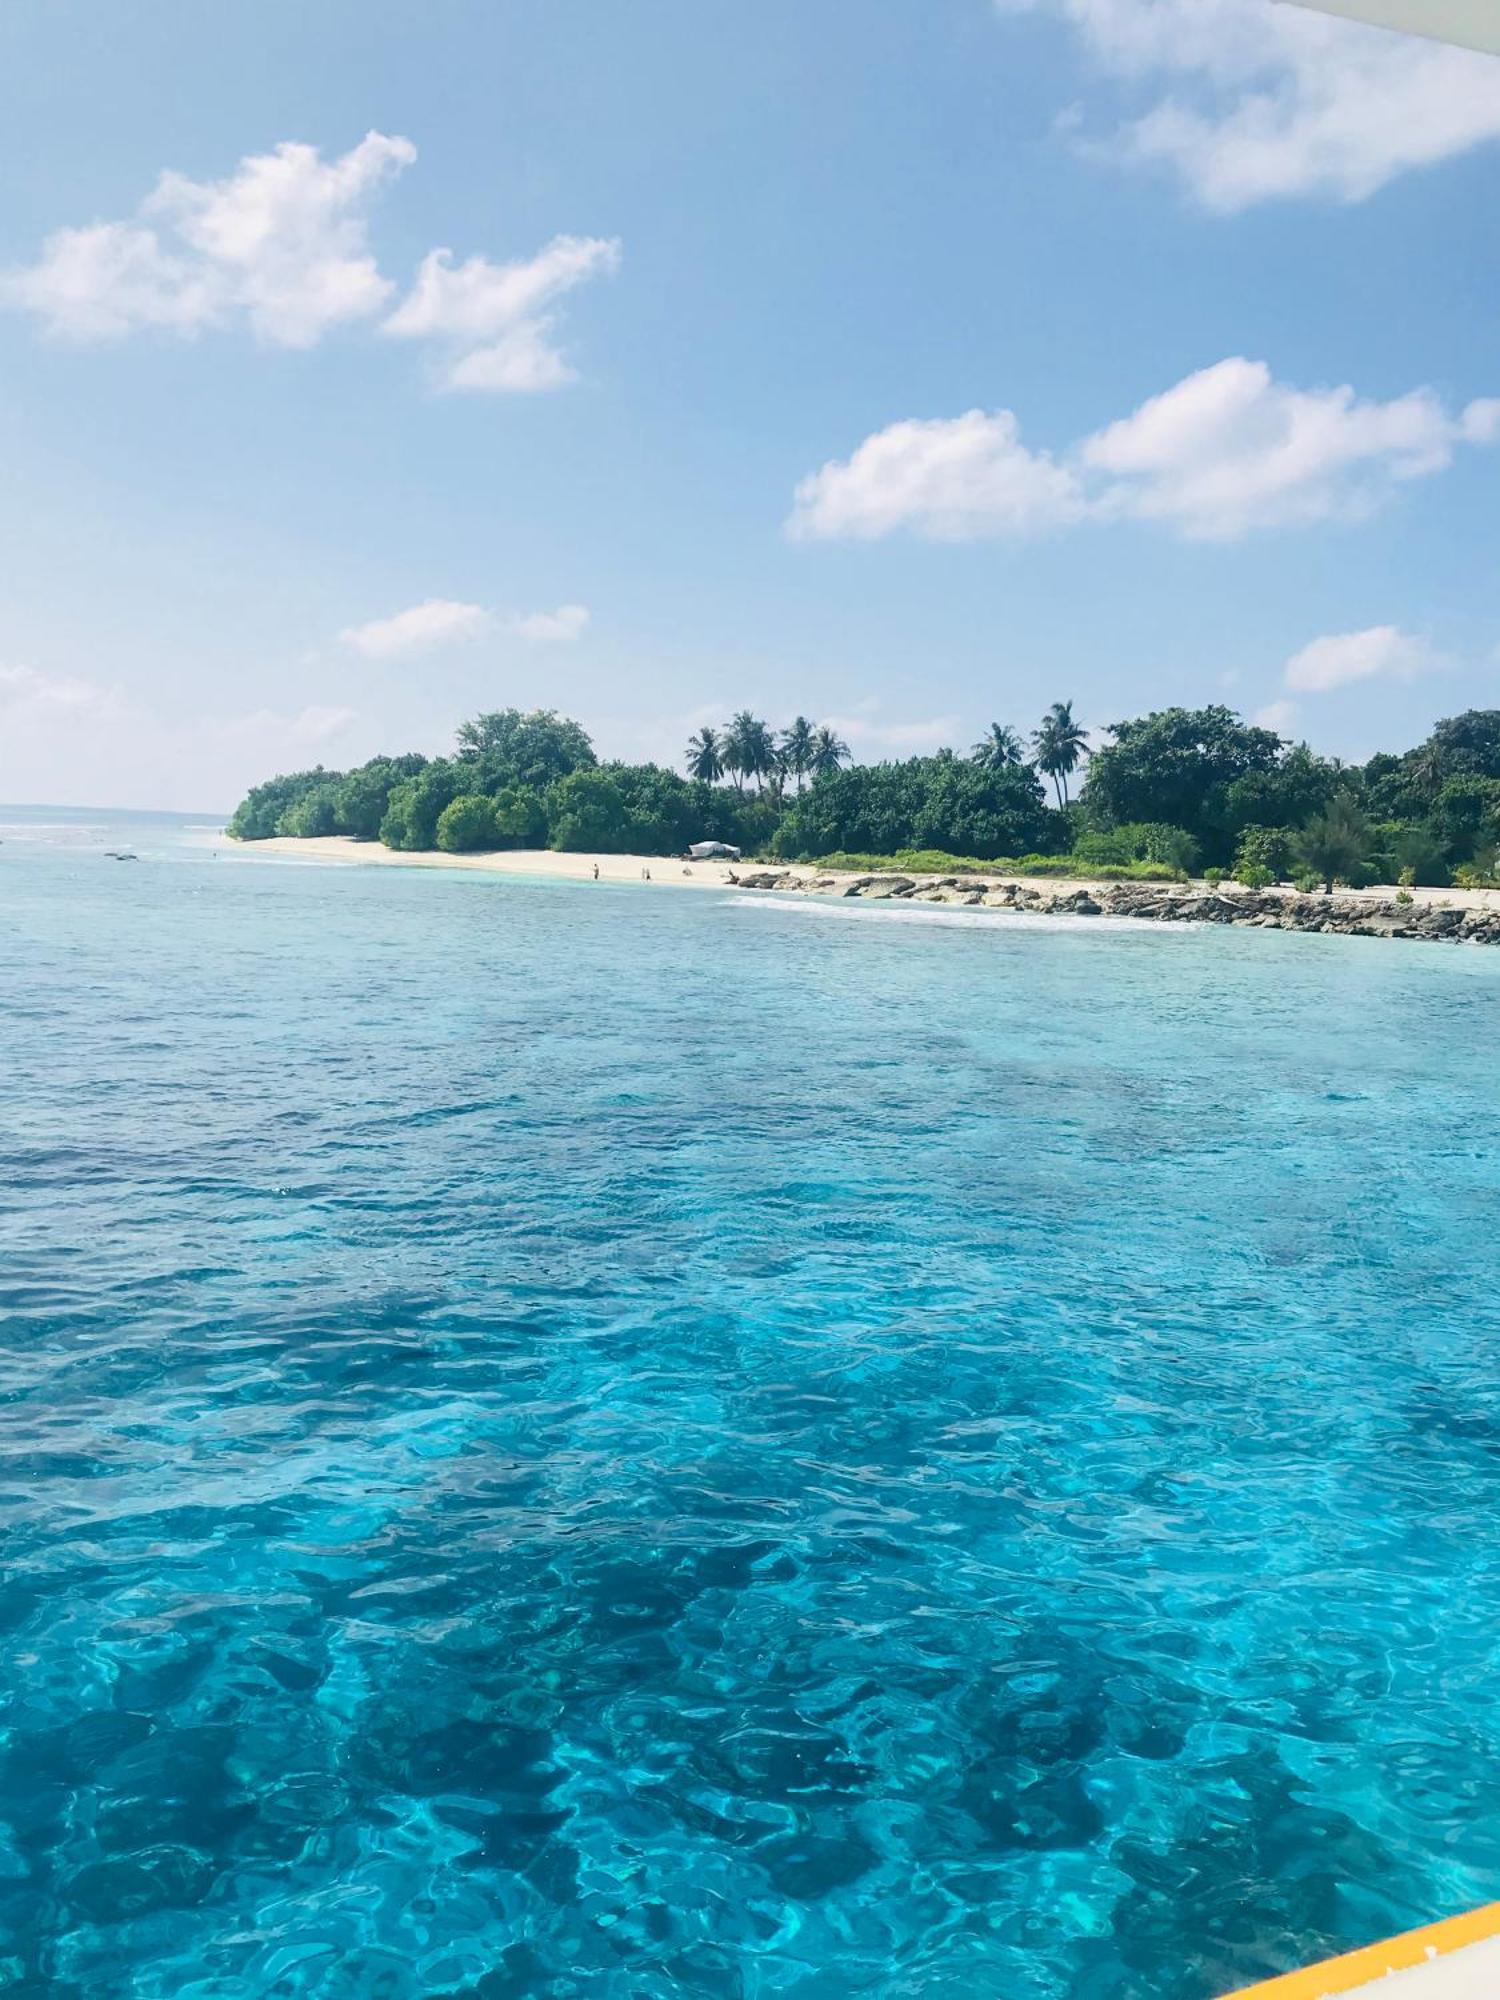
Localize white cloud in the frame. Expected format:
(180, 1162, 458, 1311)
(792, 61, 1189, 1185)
(789, 409, 1084, 541)
(383, 235, 621, 392)
(0, 663, 120, 716)
(824, 710, 963, 755)
(4, 135, 618, 390)
(790, 359, 1498, 543)
(511, 604, 590, 643)
(235, 702, 358, 744)
(1283, 624, 1442, 693)
(1461, 399, 1500, 445)
(5, 133, 414, 345)
(339, 599, 491, 660)
(1080, 358, 1489, 538)
(1254, 698, 1299, 732)
(996, 0, 1500, 208)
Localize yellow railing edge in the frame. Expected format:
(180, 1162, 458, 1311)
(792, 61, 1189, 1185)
(1220, 1901, 1500, 1998)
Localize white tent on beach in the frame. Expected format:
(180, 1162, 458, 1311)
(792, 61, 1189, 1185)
(1280, 0, 1500, 54)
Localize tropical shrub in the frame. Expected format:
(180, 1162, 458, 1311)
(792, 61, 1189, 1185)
(435, 794, 500, 852)
(1235, 861, 1274, 890)
(1385, 822, 1450, 888)
(1072, 822, 1200, 874)
(1454, 848, 1500, 889)
(491, 786, 547, 846)
(1234, 824, 1293, 881)
(805, 849, 1184, 881)
(1296, 795, 1373, 894)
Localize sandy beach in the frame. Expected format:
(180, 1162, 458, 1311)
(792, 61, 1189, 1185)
(228, 834, 1500, 916)
(233, 835, 746, 889)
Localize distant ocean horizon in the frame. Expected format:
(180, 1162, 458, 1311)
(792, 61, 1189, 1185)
(6, 811, 1500, 1997)
(0, 799, 231, 828)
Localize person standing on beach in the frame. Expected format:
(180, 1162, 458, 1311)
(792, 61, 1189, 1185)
(593, 862, 599, 879)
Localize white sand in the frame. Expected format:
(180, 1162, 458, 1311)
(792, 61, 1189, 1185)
(227, 835, 1500, 915)
(230, 835, 745, 889)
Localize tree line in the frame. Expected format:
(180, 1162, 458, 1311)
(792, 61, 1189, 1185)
(227, 700, 1500, 891)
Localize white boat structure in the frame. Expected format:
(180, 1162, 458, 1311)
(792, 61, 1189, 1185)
(1281, 0, 1500, 55)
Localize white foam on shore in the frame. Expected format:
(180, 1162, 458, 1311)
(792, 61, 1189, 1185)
(725, 894, 1174, 934)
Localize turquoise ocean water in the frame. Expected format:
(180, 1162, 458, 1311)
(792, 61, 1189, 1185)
(5, 805, 1500, 1998)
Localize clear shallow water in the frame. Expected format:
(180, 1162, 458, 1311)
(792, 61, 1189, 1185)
(5, 811, 1500, 2000)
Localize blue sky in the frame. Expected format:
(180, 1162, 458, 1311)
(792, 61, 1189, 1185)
(2, 0, 1498, 810)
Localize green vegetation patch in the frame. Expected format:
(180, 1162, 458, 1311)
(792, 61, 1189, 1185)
(812, 849, 1185, 882)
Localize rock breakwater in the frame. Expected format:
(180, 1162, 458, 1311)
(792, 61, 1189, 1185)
(729, 870, 1500, 946)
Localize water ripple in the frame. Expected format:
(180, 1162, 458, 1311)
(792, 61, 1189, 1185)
(3, 833, 1500, 1995)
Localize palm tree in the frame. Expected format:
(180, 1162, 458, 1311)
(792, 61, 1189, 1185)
(723, 711, 777, 795)
(809, 726, 851, 780)
(685, 726, 723, 784)
(720, 711, 751, 793)
(780, 716, 817, 795)
(1033, 701, 1089, 809)
(971, 723, 1024, 769)
(751, 719, 779, 794)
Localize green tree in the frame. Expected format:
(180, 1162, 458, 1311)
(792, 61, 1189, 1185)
(1084, 706, 1282, 861)
(333, 754, 429, 840)
(1296, 794, 1373, 893)
(279, 785, 341, 838)
(971, 723, 1025, 770)
(1419, 710, 1500, 782)
(1429, 776, 1500, 861)
(608, 763, 705, 852)
(436, 794, 500, 852)
(1363, 713, 1500, 826)
(1033, 701, 1088, 808)
(1223, 743, 1343, 841)
(546, 768, 628, 851)
(227, 768, 343, 841)
(455, 709, 596, 791)
(772, 756, 1049, 862)
(779, 717, 817, 795)
(685, 727, 723, 784)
